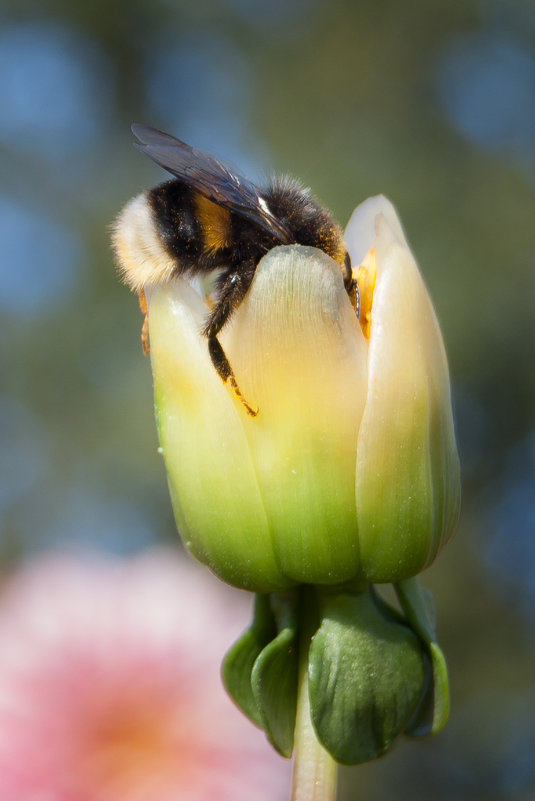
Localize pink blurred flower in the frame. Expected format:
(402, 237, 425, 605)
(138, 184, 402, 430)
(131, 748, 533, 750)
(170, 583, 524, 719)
(0, 549, 290, 801)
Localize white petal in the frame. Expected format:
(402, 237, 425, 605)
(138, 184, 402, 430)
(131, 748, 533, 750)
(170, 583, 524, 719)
(146, 281, 284, 591)
(355, 238, 460, 581)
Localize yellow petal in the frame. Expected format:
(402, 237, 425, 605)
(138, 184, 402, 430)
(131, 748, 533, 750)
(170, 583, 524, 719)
(223, 246, 368, 585)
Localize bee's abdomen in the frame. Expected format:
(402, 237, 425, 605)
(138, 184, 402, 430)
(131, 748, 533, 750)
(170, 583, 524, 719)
(112, 192, 179, 291)
(149, 181, 203, 269)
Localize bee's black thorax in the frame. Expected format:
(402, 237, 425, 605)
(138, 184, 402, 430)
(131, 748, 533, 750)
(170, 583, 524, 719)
(263, 177, 346, 265)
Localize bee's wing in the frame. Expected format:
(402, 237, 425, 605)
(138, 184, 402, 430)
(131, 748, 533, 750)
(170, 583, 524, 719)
(131, 124, 292, 244)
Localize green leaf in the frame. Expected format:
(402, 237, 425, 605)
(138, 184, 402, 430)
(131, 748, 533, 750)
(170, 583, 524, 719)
(251, 623, 299, 757)
(222, 594, 276, 728)
(395, 577, 437, 642)
(428, 642, 450, 732)
(395, 578, 450, 734)
(309, 589, 426, 765)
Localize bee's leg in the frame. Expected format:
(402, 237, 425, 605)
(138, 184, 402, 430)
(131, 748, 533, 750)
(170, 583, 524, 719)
(138, 289, 150, 355)
(203, 268, 258, 417)
(343, 252, 360, 319)
(207, 337, 258, 417)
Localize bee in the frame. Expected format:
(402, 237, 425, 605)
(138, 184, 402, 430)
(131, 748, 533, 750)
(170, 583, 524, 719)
(113, 124, 358, 416)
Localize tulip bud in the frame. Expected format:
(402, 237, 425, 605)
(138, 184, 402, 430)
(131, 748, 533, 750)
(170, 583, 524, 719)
(114, 187, 460, 766)
(143, 195, 459, 591)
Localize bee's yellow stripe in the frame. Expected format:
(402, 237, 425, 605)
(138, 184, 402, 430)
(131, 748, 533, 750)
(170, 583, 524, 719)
(195, 194, 232, 252)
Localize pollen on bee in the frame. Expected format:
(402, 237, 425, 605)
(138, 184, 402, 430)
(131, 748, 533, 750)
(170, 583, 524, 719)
(355, 247, 377, 340)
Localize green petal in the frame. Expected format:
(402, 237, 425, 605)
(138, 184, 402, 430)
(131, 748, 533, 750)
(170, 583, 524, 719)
(147, 281, 289, 592)
(223, 246, 368, 585)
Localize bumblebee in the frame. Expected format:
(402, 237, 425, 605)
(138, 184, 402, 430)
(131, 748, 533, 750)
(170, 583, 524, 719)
(113, 124, 357, 415)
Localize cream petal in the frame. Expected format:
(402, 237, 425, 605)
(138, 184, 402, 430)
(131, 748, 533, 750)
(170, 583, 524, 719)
(344, 195, 409, 265)
(355, 225, 460, 582)
(222, 246, 368, 585)
(146, 281, 287, 592)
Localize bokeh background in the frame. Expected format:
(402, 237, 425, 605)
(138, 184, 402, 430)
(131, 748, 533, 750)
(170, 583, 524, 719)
(1, 0, 534, 799)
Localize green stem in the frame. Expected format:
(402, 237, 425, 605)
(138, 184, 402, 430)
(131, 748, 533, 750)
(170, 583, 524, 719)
(290, 588, 338, 801)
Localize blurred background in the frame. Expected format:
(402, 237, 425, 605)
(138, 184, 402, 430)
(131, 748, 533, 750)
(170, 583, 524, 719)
(1, 0, 534, 799)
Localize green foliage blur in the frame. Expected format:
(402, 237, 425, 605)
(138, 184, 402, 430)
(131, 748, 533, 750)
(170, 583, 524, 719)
(1, 0, 534, 799)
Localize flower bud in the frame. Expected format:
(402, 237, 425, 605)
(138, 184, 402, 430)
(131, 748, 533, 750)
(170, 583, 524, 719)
(134, 196, 459, 591)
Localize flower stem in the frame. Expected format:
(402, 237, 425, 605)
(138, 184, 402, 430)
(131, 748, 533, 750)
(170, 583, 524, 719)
(290, 588, 338, 801)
